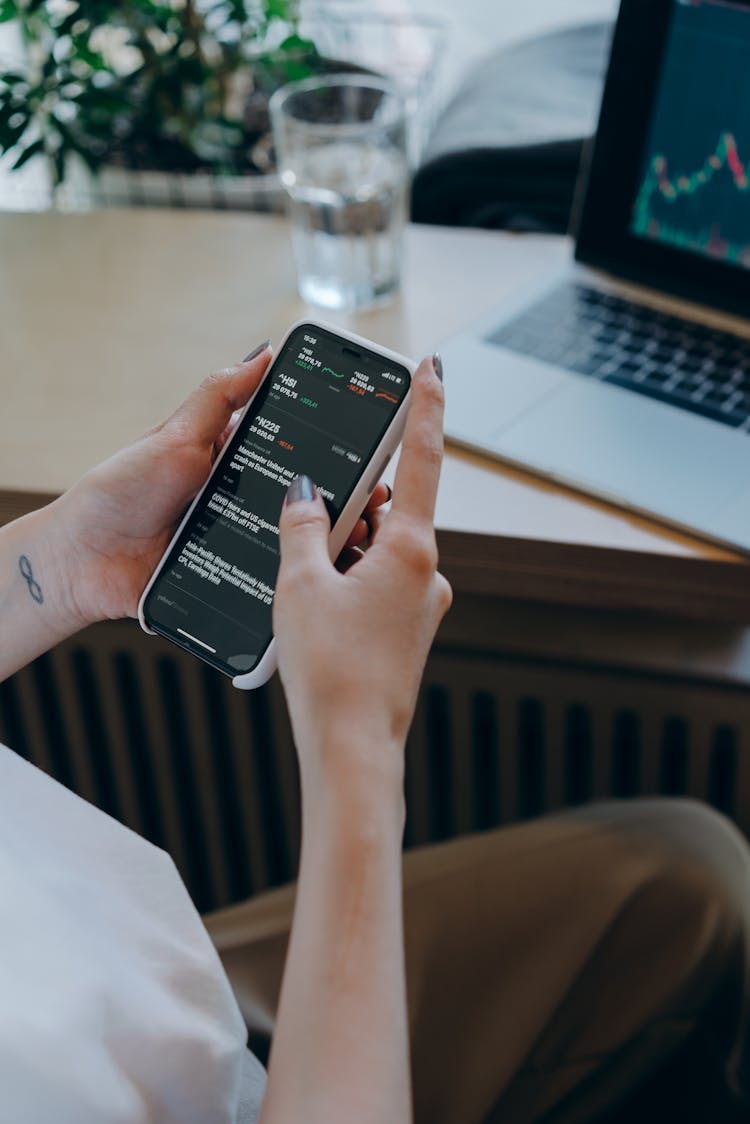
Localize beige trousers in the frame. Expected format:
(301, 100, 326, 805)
(204, 800, 750, 1123)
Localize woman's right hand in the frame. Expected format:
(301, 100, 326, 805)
(273, 355, 452, 802)
(266, 356, 447, 1123)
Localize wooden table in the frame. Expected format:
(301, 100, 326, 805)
(3, 208, 750, 889)
(1, 208, 748, 624)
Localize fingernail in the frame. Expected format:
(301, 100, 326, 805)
(385, 483, 393, 502)
(432, 353, 443, 382)
(286, 474, 317, 503)
(243, 339, 271, 362)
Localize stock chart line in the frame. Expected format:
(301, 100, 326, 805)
(633, 132, 750, 262)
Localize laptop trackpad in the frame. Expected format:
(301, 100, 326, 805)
(495, 379, 750, 533)
(441, 337, 570, 446)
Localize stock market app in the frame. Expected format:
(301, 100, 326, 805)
(632, 0, 750, 269)
(144, 325, 410, 675)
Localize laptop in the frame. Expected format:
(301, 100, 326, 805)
(441, 0, 750, 554)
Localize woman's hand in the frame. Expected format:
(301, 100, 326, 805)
(261, 355, 449, 1124)
(54, 343, 271, 625)
(0, 343, 272, 679)
(273, 355, 451, 798)
(57, 344, 391, 628)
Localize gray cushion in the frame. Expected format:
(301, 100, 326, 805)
(412, 22, 612, 233)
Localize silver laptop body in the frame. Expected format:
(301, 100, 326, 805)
(441, 0, 750, 554)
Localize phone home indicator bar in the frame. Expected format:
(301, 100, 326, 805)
(177, 628, 217, 654)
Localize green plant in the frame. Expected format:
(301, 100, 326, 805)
(0, 0, 321, 183)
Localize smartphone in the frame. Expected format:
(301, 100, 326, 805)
(138, 320, 414, 688)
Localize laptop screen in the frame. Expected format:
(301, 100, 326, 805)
(575, 0, 750, 318)
(631, 0, 750, 272)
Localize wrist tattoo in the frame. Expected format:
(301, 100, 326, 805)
(19, 555, 44, 604)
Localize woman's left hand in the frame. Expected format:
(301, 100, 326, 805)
(57, 345, 391, 627)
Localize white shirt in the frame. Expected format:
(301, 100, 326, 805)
(0, 742, 265, 1123)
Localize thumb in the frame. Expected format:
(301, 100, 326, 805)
(164, 342, 272, 447)
(278, 475, 331, 578)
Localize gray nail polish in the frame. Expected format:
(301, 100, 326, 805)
(432, 352, 444, 382)
(287, 474, 317, 503)
(243, 339, 271, 362)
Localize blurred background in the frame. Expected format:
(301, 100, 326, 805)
(0, 0, 618, 213)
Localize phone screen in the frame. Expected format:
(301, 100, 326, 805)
(143, 324, 411, 677)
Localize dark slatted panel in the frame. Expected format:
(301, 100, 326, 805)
(497, 691, 520, 824)
(118, 647, 194, 881)
(112, 653, 167, 849)
(2, 626, 750, 913)
(156, 658, 217, 912)
(200, 665, 254, 904)
(425, 685, 453, 843)
(219, 678, 277, 897)
(404, 692, 431, 850)
(471, 691, 500, 832)
(172, 656, 232, 908)
(70, 649, 123, 822)
(0, 675, 29, 760)
(244, 685, 296, 888)
(660, 716, 690, 797)
(564, 704, 593, 806)
(612, 711, 641, 799)
(709, 725, 737, 818)
(263, 681, 301, 882)
(30, 654, 77, 792)
(518, 697, 545, 820)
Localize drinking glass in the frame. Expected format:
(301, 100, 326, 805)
(270, 74, 409, 310)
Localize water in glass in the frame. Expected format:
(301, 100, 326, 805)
(282, 140, 409, 310)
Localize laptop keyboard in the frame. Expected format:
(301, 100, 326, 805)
(486, 282, 750, 430)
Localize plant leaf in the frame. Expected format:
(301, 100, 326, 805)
(0, 115, 30, 155)
(0, 72, 29, 87)
(52, 144, 66, 186)
(57, 9, 84, 36)
(52, 114, 100, 170)
(277, 33, 316, 55)
(1, 0, 318, 180)
(10, 136, 45, 170)
(0, 0, 19, 24)
(264, 0, 297, 23)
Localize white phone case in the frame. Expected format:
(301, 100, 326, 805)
(138, 318, 416, 689)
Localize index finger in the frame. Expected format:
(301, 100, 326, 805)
(390, 354, 444, 525)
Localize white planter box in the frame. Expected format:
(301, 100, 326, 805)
(1, 9, 445, 215)
(56, 165, 284, 213)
